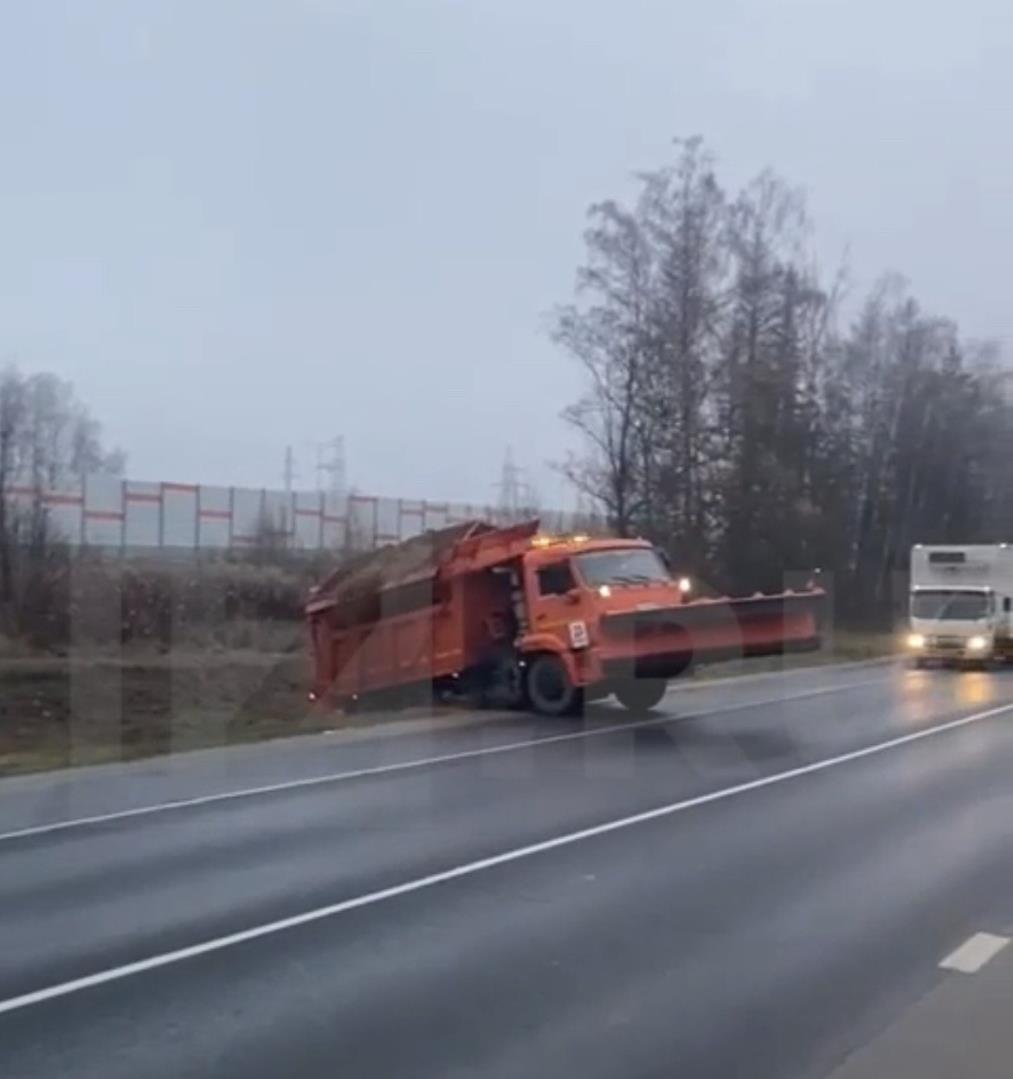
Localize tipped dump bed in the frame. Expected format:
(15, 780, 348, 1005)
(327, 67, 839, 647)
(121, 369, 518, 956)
(306, 520, 492, 615)
(306, 518, 543, 620)
(304, 522, 487, 617)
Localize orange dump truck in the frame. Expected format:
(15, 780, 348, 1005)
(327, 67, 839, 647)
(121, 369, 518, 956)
(306, 519, 824, 716)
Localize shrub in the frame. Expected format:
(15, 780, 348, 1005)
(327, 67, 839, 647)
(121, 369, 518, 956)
(4, 546, 337, 652)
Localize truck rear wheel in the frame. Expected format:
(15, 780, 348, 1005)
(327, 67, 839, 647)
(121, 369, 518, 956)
(526, 655, 583, 717)
(615, 679, 667, 713)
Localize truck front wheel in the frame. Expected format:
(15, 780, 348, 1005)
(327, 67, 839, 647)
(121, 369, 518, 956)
(614, 679, 667, 713)
(526, 655, 583, 717)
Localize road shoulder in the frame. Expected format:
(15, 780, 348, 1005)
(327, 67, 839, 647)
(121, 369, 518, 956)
(828, 928, 1013, 1078)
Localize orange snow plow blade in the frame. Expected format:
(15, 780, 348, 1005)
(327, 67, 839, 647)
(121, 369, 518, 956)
(598, 591, 824, 679)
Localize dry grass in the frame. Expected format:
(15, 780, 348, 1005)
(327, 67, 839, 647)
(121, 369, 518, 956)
(0, 647, 336, 777)
(0, 547, 346, 775)
(0, 630, 899, 778)
(686, 630, 897, 681)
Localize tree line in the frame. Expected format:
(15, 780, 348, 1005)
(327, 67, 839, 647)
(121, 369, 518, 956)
(553, 137, 1013, 623)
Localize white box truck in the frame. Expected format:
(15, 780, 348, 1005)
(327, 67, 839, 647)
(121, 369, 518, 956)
(908, 544, 1013, 666)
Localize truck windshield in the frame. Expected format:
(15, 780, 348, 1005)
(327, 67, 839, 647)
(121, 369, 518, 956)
(911, 590, 992, 620)
(576, 548, 670, 586)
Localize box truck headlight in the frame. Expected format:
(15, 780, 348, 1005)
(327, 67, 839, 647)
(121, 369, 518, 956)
(678, 577, 692, 595)
(907, 633, 925, 650)
(968, 635, 988, 652)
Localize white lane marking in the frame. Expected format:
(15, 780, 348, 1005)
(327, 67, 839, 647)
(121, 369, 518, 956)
(939, 932, 1010, 974)
(1, 696, 1011, 1016)
(0, 676, 890, 844)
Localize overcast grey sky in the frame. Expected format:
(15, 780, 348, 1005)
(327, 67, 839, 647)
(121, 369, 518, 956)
(1, 0, 1010, 505)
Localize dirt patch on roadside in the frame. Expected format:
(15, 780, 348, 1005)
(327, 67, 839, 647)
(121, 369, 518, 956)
(0, 650, 336, 776)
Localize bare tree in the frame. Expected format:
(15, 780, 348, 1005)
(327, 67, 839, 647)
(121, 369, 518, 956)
(0, 370, 27, 605)
(552, 199, 657, 535)
(0, 366, 123, 627)
(637, 137, 727, 561)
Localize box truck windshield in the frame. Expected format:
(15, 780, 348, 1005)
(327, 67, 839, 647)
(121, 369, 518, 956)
(911, 590, 991, 620)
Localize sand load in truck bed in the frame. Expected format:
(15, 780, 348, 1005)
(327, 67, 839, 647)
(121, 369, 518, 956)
(306, 521, 495, 624)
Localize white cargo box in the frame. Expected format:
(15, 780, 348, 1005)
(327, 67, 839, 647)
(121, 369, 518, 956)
(911, 544, 1013, 604)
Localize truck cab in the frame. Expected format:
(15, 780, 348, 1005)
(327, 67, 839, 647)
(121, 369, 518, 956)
(515, 534, 820, 713)
(521, 538, 686, 651)
(908, 545, 1013, 665)
(517, 537, 690, 712)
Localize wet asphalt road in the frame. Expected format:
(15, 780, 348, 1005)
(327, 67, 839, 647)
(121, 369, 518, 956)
(1, 659, 1012, 1079)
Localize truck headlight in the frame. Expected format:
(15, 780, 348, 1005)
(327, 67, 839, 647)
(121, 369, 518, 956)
(907, 633, 925, 649)
(678, 577, 692, 594)
(967, 635, 988, 652)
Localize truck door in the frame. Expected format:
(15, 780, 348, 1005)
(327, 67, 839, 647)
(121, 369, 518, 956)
(527, 559, 586, 650)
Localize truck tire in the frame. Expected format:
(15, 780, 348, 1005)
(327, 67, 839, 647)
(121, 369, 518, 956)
(614, 679, 667, 713)
(526, 654, 583, 717)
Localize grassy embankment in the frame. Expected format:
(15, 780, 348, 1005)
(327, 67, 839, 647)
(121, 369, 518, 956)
(685, 629, 897, 681)
(0, 620, 896, 778)
(0, 546, 899, 776)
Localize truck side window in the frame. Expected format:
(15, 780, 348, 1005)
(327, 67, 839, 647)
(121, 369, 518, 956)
(537, 562, 576, 596)
(1004, 597, 1011, 613)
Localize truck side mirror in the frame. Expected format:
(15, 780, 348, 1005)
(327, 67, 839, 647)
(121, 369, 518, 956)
(565, 588, 581, 605)
(1004, 597, 1011, 613)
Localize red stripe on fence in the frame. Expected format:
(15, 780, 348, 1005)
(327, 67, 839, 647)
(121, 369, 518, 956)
(295, 507, 323, 517)
(84, 510, 125, 521)
(125, 492, 161, 504)
(162, 482, 198, 493)
(43, 494, 85, 506)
